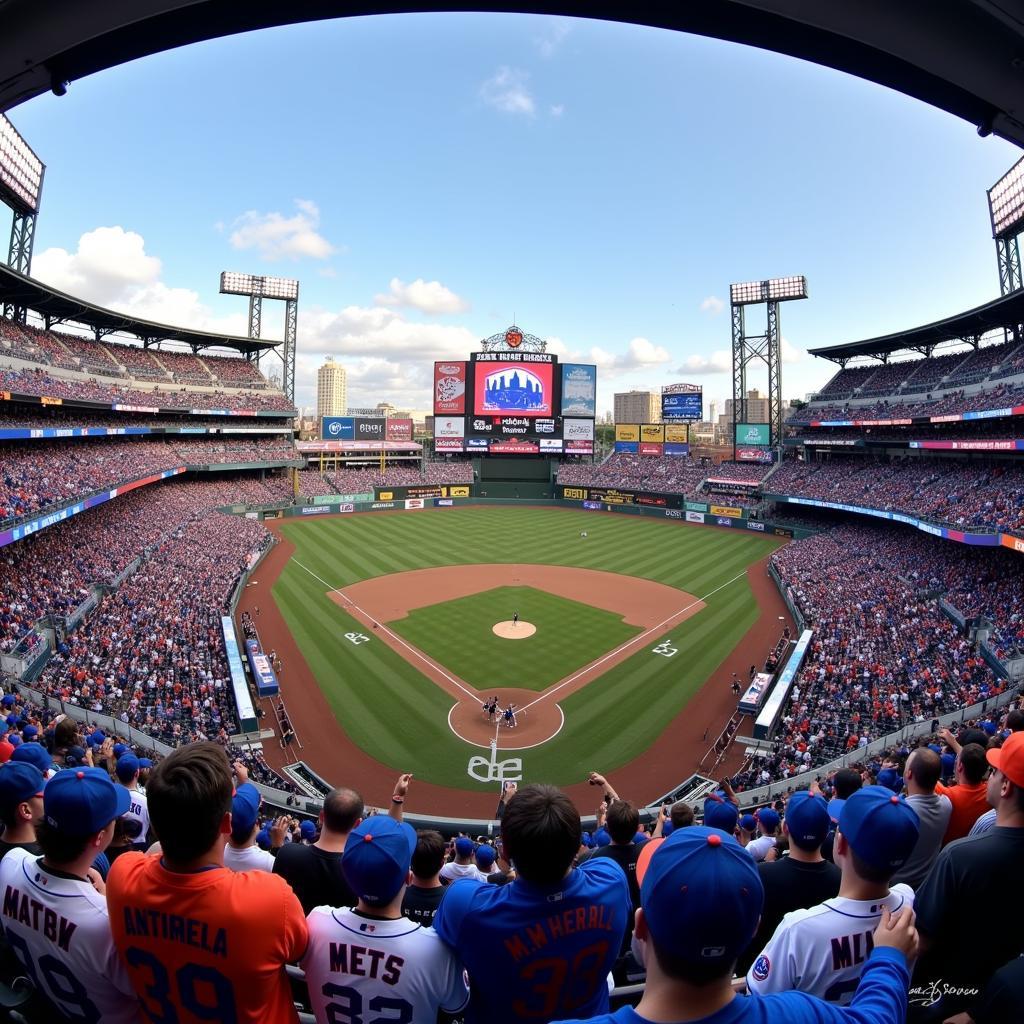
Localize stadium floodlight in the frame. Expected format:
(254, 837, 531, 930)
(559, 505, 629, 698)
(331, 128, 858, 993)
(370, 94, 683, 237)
(0, 114, 44, 215)
(219, 271, 299, 301)
(730, 276, 808, 306)
(988, 156, 1024, 239)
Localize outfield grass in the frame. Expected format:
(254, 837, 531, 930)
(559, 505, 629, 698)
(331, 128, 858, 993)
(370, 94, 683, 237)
(390, 585, 641, 691)
(272, 506, 780, 789)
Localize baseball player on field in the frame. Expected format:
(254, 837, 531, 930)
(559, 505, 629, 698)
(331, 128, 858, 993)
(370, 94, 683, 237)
(746, 786, 919, 1005)
(0, 766, 139, 1024)
(302, 817, 468, 1024)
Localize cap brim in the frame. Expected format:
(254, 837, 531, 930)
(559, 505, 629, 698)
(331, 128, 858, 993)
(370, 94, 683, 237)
(114, 785, 132, 819)
(635, 836, 665, 885)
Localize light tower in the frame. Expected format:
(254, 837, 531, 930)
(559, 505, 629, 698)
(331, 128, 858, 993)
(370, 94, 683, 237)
(988, 156, 1024, 296)
(0, 114, 44, 323)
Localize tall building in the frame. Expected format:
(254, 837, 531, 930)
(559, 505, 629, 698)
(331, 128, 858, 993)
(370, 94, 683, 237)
(317, 358, 347, 419)
(722, 389, 770, 432)
(613, 390, 661, 424)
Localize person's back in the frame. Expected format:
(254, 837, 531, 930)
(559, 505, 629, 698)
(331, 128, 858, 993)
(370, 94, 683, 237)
(434, 784, 630, 1024)
(935, 743, 991, 844)
(401, 829, 446, 926)
(440, 836, 487, 883)
(890, 748, 951, 889)
(106, 742, 307, 1024)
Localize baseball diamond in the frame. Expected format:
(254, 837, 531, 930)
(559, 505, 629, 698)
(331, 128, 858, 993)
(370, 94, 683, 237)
(246, 505, 790, 817)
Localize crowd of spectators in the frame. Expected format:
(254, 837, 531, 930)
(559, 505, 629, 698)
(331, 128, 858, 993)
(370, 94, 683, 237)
(296, 461, 474, 496)
(790, 416, 1024, 444)
(557, 453, 709, 494)
(0, 405, 294, 432)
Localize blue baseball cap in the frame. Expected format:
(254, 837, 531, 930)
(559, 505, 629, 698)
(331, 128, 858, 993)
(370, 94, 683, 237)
(12, 743, 51, 775)
(593, 828, 611, 846)
(113, 743, 128, 758)
(44, 768, 130, 837)
(639, 826, 763, 966)
(475, 844, 496, 869)
(703, 796, 738, 834)
(65, 746, 88, 768)
(300, 819, 318, 841)
(5, 715, 18, 728)
(21, 725, 38, 740)
(756, 808, 780, 832)
(876, 768, 903, 794)
(7, 734, 21, 748)
(138, 758, 153, 769)
(838, 785, 920, 873)
(115, 754, 140, 782)
(455, 836, 474, 857)
(580, 832, 594, 848)
(1, 695, 16, 707)
(784, 792, 831, 850)
(87, 730, 105, 747)
(231, 782, 261, 836)
(342, 818, 417, 907)
(0, 762, 45, 813)
(255, 827, 272, 850)
(738, 814, 757, 833)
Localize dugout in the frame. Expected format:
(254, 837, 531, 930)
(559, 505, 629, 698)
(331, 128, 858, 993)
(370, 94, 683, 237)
(472, 456, 556, 499)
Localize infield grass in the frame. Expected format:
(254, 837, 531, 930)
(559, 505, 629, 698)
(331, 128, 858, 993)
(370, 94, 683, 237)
(271, 506, 781, 789)
(390, 585, 641, 691)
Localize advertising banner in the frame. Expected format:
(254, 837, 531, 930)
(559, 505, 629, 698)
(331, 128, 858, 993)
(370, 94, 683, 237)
(710, 505, 744, 518)
(739, 672, 773, 715)
(371, 501, 397, 510)
(615, 424, 640, 442)
(434, 498, 454, 506)
(1001, 534, 1024, 553)
(909, 439, 1023, 451)
(466, 438, 489, 449)
(664, 509, 682, 518)
(299, 506, 330, 515)
(640, 424, 665, 443)
(565, 441, 594, 453)
(715, 517, 734, 527)
(773, 527, 794, 538)
(312, 492, 374, 505)
(337, 503, 355, 513)
(322, 416, 354, 440)
(662, 391, 702, 420)
(746, 520, 766, 531)
(735, 423, 770, 446)
(614, 441, 639, 453)
(561, 364, 597, 417)
(639, 442, 663, 456)
(685, 501, 708, 512)
(354, 418, 386, 440)
(583, 500, 603, 510)
(686, 511, 705, 524)
(539, 438, 564, 451)
(434, 361, 467, 414)
(636, 494, 669, 507)
(737, 446, 775, 463)
(489, 439, 540, 454)
(448, 486, 471, 497)
(663, 443, 690, 456)
(474, 362, 554, 417)
(435, 416, 465, 438)
(434, 438, 464, 452)
(561, 487, 589, 500)
(664, 423, 688, 443)
(589, 489, 634, 505)
(404, 499, 425, 510)
(386, 418, 413, 441)
(563, 418, 595, 441)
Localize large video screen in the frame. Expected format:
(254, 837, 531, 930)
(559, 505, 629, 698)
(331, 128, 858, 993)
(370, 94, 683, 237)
(474, 361, 555, 418)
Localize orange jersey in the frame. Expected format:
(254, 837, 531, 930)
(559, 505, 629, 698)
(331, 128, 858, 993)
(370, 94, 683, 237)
(107, 852, 308, 1024)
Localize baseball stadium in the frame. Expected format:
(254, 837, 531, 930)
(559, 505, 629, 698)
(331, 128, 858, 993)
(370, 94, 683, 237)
(0, 6, 1023, 1024)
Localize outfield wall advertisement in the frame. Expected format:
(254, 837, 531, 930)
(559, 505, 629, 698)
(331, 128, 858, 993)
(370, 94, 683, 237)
(561, 364, 597, 417)
(434, 362, 467, 414)
(615, 425, 640, 442)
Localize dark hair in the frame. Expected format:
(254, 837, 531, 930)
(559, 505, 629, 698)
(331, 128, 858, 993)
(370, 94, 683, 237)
(607, 800, 640, 844)
(36, 818, 92, 864)
(1005, 710, 1024, 733)
(147, 742, 232, 863)
(832, 768, 862, 799)
(958, 743, 989, 785)
(53, 719, 80, 750)
(501, 784, 581, 885)
(848, 848, 894, 887)
(322, 787, 363, 834)
(411, 830, 446, 879)
(907, 748, 941, 791)
(670, 801, 694, 829)
(957, 729, 989, 750)
(650, 943, 739, 985)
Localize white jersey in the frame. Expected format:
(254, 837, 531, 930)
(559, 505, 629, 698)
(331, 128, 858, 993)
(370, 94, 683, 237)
(0, 847, 139, 1024)
(440, 861, 487, 884)
(746, 883, 914, 1005)
(118, 784, 150, 846)
(224, 843, 276, 873)
(302, 906, 467, 1024)
(746, 835, 777, 862)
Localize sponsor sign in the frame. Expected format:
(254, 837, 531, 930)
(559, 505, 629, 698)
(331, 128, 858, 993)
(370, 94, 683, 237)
(737, 446, 775, 463)
(337, 503, 355, 513)
(300, 506, 330, 515)
(665, 509, 682, 518)
(377, 491, 394, 500)
(472, 351, 555, 363)
(562, 487, 589, 500)
(715, 517, 733, 527)
(475, 361, 554, 417)
(615, 424, 640, 442)
(686, 511, 705, 524)
(639, 442, 663, 456)
(909, 439, 1022, 451)
(735, 423, 770, 446)
(739, 672, 773, 714)
(664, 443, 690, 456)
(40, 397, 63, 406)
(565, 440, 594, 453)
(707, 477, 758, 489)
(710, 505, 744, 518)
(561, 364, 597, 417)
(685, 501, 708, 513)
(1001, 534, 1024, 553)
(322, 416, 354, 440)
(469, 417, 493, 432)
(434, 498, 454, 507)
(448, 486, 471, 497)
(746, 520, 766, 531)
(492, 415, 532, 436)
(404, 499, 425, 510)
(637, 495, 668, 507)
(489, 439, 540, 454)
(614, 441, 639, 454)
(435, 418, 464, 438)
(371, 501, 396, 509)
(662, 391, 702, 420)
(564, 418, 595, 441)
(385, 418, 413, 441)
(467, 437, 489, 448)
(590, 488, 634, 505)
(773, 527, 794, 538)
(353, 417, 386, 439)
(434, 438, 464, 451)
(539, 438, 564, 451)
(534, 418, 556, 433)
(640, 424, 664, 443)
(664, 423, 688, 443)
(583, 500, 604, 510)
(312, 492, 374, 505)
(434, 361, 467, 414)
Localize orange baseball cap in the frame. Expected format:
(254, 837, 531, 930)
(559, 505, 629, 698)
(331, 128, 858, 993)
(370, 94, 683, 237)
(986, 731, 1024, 789)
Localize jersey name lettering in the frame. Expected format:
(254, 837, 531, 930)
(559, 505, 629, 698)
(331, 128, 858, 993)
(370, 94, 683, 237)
(830, 930, 874, 971)
(121, 906, 228, 956)
(328, 942, 403, 984)
(503, 904, 615, 961)
(2, 885, 77, 952)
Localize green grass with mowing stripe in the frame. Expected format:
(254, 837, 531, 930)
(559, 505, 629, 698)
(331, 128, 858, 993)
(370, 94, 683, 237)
(389, 585, 641, 691)
(272, 507, 780, 789)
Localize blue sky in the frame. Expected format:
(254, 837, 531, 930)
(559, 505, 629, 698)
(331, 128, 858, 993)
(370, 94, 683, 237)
(8, 13, 1020, 416)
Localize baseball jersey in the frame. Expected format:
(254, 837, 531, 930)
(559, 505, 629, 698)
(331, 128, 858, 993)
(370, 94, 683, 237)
(223, 843, 276, 873)
(746, 884, 914, 1005)
(0, 847, 139, 1024)
(118, 784, 150, 847)
(302, 906, 468, 1023)
(560, 947, 911, 1024)
(747, 835, 777, 862)
(433, 858, 630, 1024)
(107, 852, 308, 1024)
(440, 861, 487, 884)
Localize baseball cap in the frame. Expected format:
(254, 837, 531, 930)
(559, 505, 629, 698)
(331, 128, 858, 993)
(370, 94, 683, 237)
(0, 762, 44, 813)
(65, 746, 87, 768)
(703, 799, 738, 834)
(342, 818, 417, 907)
(138, 758, 153, 769)
(300, 820, 318, 841)
(784, 792, 831, 850)
(455, 836, 474, 858)
(756, 808, 780, 832)
(22, 725, 38, 740)
(638, 826, 763, 965)
(0, 740, 13, 765)
(44, 768, 130, 836)
(255, 827, 272, 850)
(593, 828, 611, 846)
(635, 836, 665, 881)
(475, 844, 496, 869)
(738, 814, 757, 833)
(876, 767, 903, 794)
(113, 743, 128, 758)
(231, 782, 261, 835)
(986, 731, 1024, 789)
(7, 734, 20, 748)
(86, 730, 105, 747)
(12, 743, 52, 775)
(1, 695, 16, 708)
(661, 820, 674, 838)
(838, 785, 920, 873)
(115, 753, 140, 782)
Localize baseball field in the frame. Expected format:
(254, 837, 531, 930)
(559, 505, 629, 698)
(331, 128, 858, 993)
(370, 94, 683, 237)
(247, 506, 789, 814)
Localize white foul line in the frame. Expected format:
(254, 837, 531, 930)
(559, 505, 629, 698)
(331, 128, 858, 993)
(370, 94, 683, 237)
(516, 568, 750, 714)
(291, 558, 479, 702)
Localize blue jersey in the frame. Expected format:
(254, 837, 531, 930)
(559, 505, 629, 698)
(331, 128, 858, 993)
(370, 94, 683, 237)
(433, 858, 630, 1024)
(560, 947, 910, 1024)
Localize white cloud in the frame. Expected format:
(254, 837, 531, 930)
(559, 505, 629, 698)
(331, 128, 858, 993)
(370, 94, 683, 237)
(534, 20, 571, 58)
(676, 350, 732, 375)
(480, 68, 535, 116)
(587, 337, 671, 376)
(374, 277, 469, 315)
(549, 104, 565, 118)
(700, 295, 725, 315)
(229, 199, 335, 261)
(781, 335, 805, 364)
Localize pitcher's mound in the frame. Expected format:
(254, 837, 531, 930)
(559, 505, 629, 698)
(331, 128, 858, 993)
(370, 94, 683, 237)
(492, 620, 536, 639)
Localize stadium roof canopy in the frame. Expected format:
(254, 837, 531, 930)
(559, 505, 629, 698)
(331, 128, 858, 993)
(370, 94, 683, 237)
(0, 2, 1023, 147)
(806, 289, 1024, 364)
(0, 264, 277, 354)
